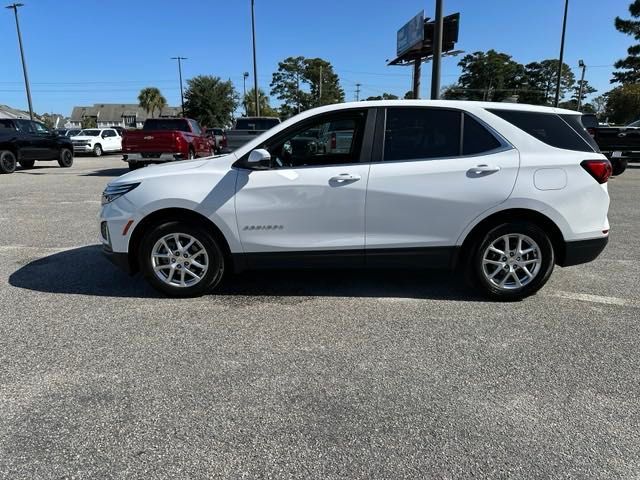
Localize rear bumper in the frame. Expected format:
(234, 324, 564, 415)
(559, 237, 608, 267)
(124, 152, 184, 163)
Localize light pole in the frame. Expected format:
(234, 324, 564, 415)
(431, 0, 444, 100)
(577, 59, 586, 111)
(243, 72, 249, 115)
(554, 0, 569, 107)
(171, 56, 187, 116)
(251, 0, 260, 116)
(6, 3, 33, 120)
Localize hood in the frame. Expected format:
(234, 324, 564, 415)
(111, 154, 236, 185)
(70, 135, 97, 141)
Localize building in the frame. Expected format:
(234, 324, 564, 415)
(0, 104, 31, 119)
(68, 104, 181, 129)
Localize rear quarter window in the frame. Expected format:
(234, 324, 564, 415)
(488, 109, 595, 153)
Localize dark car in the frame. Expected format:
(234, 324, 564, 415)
(583, 114, 637, 175)
(0, 118, 74, 174)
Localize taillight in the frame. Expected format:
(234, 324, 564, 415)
(581, 159, 612, 184)
(330, 132, 336, 150)
(586, 128, 595, 138)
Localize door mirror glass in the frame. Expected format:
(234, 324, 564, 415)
(247, 148, 271, 168)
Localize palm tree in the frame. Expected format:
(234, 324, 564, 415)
(138, 87, 167, 118)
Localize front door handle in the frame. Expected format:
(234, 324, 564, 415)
(329, 173, 361, 183)
(468, 164, 501, 175)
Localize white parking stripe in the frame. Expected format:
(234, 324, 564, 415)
(550, 291, 636, 307)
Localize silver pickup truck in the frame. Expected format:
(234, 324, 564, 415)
(225, 117, 280, 151)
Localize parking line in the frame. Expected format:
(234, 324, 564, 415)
(550, 291, 637, 307)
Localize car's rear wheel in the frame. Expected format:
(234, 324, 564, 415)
(0, 150, 17, 174)
(19, 159, 35, 169)
(93, 144, 103, 157)
(471, 222, 554, 300)
(611, 158, 627, 176)
(58, 148, 73, 168)
(139, 221, 226, 297)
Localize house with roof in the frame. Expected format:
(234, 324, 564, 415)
(68, 104, 181, 129)
(0, 104, 31, 119)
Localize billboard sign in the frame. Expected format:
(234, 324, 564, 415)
(397, 11, 424, 57)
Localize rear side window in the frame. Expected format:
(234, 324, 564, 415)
(0, 119, 15, 130)
(560, 114, 600, 152)
(463, 114, 502, 155)
(488, 109, 595, 153)
(384, 108, 461, 161)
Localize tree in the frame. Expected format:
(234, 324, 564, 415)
(572, 80, 597, 104)
(605, 83, 640, 124)
(183, 76, 238, 128)
(244, 88, 278, 117)
(138, 87, 167, 118)
(270, 56, 345, 118)
(365, 93, 399, 101)
(448, 50, 525, 102)
(518, 60, 575, 105)
(612, 0, 640, 84)
(271, 56, 310, 119)
(403, 90, 414, 99)
(304, 58, 344, 107)
(591, 95, 608, 117)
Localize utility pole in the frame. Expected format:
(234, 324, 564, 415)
(251, 0, 260, 116)
(318, 65, 323, 106)
(6, 3, 33, 120)
(296, 72, 301, 113)
(243, 72, 249, 115)
(355, 83, 361, 101)
(577, 59, 586, 111)
(412, 61, 421, 99)
(431, 0, 444, 100)
(171, 56, 187, 116)
(554, 0, 569, 107)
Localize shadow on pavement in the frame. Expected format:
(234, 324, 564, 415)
(10, 245, 479, 301)
(81, 167, 129, 177)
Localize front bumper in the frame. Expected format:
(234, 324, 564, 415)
(73, 144, 93, 152)
(124, 152, 184, 163)
(559, 236, 609, 267)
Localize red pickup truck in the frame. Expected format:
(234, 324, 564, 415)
(122, 118, 212, 170)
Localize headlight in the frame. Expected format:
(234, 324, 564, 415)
(101, 182, 140, 205)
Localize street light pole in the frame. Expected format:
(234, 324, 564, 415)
(554, 0, 569, 107)
(6, 3, 33, 120)
(431, 0, 444, 100)
(577, 60, 586, 111)
(171, 56, 187, 116)
(251, 0, 260, 117)
(243, 72, 249, 115)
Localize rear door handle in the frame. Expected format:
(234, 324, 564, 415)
(330, 173, 361, 182)
(468, 164, 501, 174)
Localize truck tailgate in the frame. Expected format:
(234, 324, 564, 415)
(123, 130, 178, 152)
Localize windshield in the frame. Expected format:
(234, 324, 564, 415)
(143, 119, 190, 132)
(78, 129, 100, 137)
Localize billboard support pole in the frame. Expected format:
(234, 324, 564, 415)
(431, 0, 444, 99)
(413, 60, 421, 99)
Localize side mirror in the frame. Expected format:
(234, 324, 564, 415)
(246, 148, 271, 169)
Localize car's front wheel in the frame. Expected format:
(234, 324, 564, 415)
(0, 150, 17, 174)
(471, 222, 554, 301)
(58, 148, 73, 168)
(93, 144, 103, 157)
(139, 221, 226, 297)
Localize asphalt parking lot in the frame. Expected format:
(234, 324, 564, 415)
(0, 155, 639, 479)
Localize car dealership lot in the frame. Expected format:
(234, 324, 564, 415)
(0, 156, 639, 478)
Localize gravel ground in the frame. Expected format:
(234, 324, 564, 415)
(0, 156, 639, 479)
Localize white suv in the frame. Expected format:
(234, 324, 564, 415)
(71, 128, 122, 156)
(100, 101, 611, 300)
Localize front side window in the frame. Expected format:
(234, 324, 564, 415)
(32, 121, 49, 134)
(384, 108, 461, 161)
(265, 111, 366, 168)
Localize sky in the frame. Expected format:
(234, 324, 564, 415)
(0, 0, 633, 116)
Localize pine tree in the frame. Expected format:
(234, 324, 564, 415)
(612, 0, 640, 84)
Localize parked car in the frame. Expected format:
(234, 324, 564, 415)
(582, 113, 637, 175)
(108, 126, 126, 137)
(205, 127, 228, 153)
(225, 117, 280, 151)
(100, 100, 610, 300)
(56, 128, 82, 137)
(71, 128, 122, 157)
(0, 118, 74, 173)
(122, 118, 212, 170)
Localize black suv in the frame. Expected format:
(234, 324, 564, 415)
(0, 118, 74, 174)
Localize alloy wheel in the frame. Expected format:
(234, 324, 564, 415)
(481, 234, 541, 290)
(151, 233, 209, 288)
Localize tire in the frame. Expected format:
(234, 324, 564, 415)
(93, 144, 103, 157)
(188, 148, 195, 160)
(128, 162, 144, 171)
(0, 150, 17, 174)
(19, 159, 35, 169)
(611, 158, 627, 176)
(58, 148, 73, 168)
(470, 222, 555, 301)
(139, 221, 226, 297)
